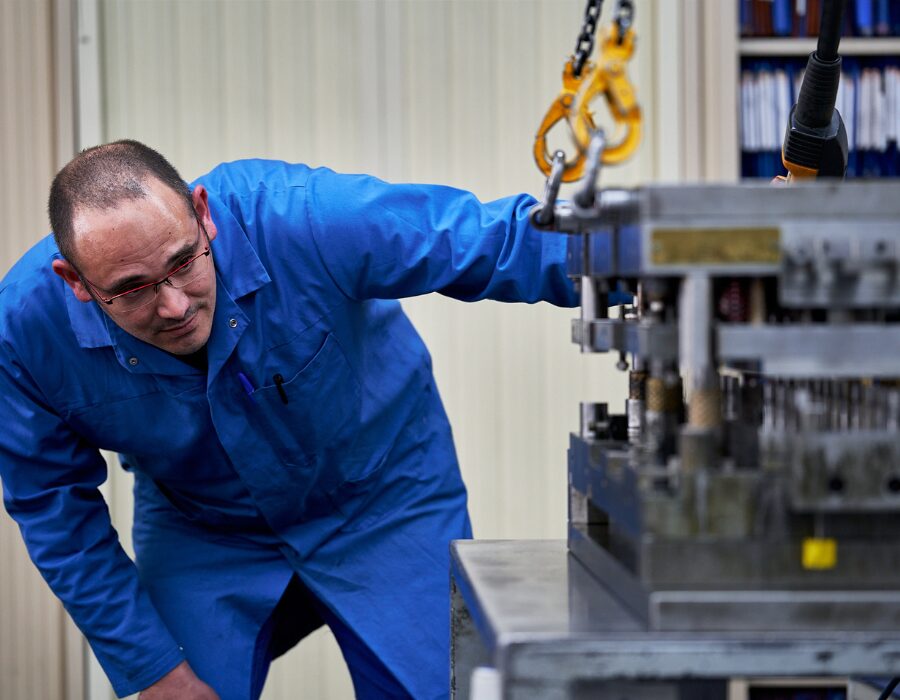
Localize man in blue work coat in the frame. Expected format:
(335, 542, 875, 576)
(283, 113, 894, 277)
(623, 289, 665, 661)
(0, 140, 579, 699)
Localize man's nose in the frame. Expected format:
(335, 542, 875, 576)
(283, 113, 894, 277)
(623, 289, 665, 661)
(155, 281, 191, 320)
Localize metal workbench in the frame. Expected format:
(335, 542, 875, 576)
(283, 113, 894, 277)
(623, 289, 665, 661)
(450, 540, 900, 700)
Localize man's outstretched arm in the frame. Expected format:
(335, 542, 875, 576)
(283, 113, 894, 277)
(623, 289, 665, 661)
(304, 168, 579, 306)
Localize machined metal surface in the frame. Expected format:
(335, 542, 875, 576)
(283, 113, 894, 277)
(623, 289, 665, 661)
(571, 318, 678, 360)
(570, 521, 900, 631)
(569, 430, 900, 584)
(450, 540, 900, 699)
(718, 325, 900, 377)
(574, 321, 900, 376)
(560, 182, 900, 286)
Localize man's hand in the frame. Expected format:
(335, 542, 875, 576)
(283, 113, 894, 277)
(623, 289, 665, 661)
(138, 661, 219, 700)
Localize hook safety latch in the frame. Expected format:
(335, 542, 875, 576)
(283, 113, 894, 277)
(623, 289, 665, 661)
(569, 22, 641, 166)
(533, 59, 598, 183)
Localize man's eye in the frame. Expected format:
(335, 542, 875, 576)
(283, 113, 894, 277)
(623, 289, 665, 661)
(173, 258, 195, 275)
(122, 287, 147, 299)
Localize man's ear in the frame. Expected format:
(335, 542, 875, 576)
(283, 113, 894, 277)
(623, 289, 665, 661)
(191, 185, 217, 242)
(51, 259, 94, 303)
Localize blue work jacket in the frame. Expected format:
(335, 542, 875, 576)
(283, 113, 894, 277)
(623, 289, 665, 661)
(0, 160, 578, 697)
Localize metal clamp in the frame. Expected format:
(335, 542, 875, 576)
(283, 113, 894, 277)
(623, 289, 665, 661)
(530, 150, 566, 229)
(574, 129, 606, 209)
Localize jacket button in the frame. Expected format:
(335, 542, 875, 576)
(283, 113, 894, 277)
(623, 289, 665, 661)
(229, 318, 238, 328)
(128, 357, 139, 366)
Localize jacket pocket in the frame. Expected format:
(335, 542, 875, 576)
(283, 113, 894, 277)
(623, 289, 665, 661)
(251, 333, 362, 485)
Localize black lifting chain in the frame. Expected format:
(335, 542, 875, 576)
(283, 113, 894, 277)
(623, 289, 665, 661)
(571, 0, 603, 78)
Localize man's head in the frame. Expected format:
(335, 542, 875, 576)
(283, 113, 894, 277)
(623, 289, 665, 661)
(50, 140, 218, 356)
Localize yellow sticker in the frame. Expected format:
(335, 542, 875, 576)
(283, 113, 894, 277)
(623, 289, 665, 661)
(802, 538, 837, 570)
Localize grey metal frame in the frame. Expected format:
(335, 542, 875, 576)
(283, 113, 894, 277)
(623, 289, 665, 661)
(450, 540, 900, 700)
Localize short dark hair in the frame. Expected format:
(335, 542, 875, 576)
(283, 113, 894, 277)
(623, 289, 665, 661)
(48, 139, 193, 263)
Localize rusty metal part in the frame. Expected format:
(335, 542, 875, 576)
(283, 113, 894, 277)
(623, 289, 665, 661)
(689, 387, 723, 430)
(647, 376, 682, 414)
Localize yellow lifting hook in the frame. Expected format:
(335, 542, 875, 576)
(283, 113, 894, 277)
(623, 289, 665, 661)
(533, 16, 642, 181)
(532, 58, 598, 183)
(570, 22, 642, 165)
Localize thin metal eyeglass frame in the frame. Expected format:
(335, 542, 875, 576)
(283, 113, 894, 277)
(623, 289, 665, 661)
(80, 218, 212, 308)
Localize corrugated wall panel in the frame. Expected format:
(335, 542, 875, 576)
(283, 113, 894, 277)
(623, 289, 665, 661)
(93, 2, 665, 697)
(0, 0, 80, 698)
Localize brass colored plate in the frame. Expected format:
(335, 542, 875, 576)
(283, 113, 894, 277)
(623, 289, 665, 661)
(650, 227, 781, 266)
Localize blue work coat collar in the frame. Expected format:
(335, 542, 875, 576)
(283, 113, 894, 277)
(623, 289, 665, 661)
(63, 207, 271, 378)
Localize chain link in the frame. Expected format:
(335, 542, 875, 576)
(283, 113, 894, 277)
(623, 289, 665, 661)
(571, 0, 603, 78)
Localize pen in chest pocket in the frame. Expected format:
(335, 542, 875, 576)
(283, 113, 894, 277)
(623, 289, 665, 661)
(236, 371, 289, 405)
(236, 372, 256, 404)
(273, 374, 289, 404)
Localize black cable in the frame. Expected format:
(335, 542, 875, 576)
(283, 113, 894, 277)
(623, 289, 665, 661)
(878, 678, 900, 700)
(816, 0, 847, 62)
(794, 0, 847, 129)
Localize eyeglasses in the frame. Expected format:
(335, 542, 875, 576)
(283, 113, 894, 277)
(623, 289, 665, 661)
(81, 219, 212, 314)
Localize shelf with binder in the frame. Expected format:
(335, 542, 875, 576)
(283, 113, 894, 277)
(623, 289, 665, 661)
(735, 0, 900, 178)
(740, 36, 900, 55)
(740, 0, 900, 40)
(735, 2, 900, 179)
(740, 54, 900, 178)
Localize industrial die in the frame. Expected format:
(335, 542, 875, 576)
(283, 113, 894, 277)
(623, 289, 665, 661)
(547, 181, 900, 632)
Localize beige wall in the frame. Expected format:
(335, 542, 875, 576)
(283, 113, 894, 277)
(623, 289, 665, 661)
(0, 0, 82, 698)
(2, 1, 721, 698)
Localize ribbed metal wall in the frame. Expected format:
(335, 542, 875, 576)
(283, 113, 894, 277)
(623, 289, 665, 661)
(91, 1, 672, 697)
(0, 0, 81, 698)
